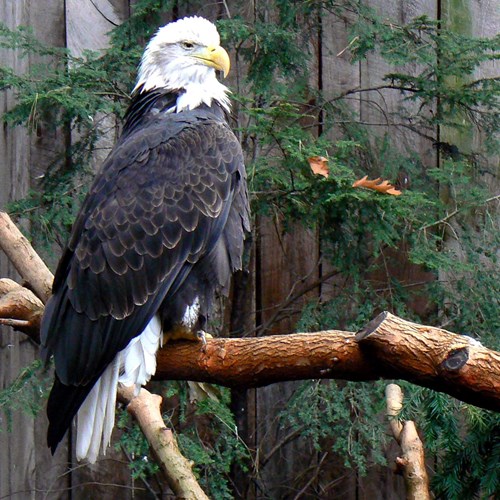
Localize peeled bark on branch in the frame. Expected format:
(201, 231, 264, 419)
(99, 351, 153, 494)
(1, 211, 500, 413)
(118, 386, 209, 499)
(0, 211, 53, 302)
(0, 278, 44, 341)
(386, 384, 430, 500)
(153, 317, 500, 412)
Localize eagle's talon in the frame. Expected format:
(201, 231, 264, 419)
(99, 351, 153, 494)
(197, 330, 213, 352)
(197, 330, 207, 345)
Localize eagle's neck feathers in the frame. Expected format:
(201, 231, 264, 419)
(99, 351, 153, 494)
(133, 58, 230, 113)
(122, 87, 228, 138)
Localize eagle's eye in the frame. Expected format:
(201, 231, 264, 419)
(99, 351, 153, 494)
(181, 41, 195, 50)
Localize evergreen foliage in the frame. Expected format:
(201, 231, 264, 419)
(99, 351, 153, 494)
(0, 360, 51, 432)
(175, 386, 251, 499)
(281, 379, 388, 475)
(0, 0, 498, 497)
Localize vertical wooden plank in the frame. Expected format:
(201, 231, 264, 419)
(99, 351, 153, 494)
(255, 217, 321, 498)
(62, 2, 150, 498)
(319, 2, 437, 498)
(247, 4, 323, 497)
(65, 0, 129, 172)
(359, 0, 438, 167)
(175, 0, 225, 20)
(28, 4, 72, 498)
(469, 0, 499, 191)
(317, 7, 361, 498)
(0, 0, 31, 239)
(321, 7, 361, 121)
(0, 1, 68, 498)
(228, 249, 257, 498)
(356, 2, 437, 498)
(438, 0, 499, 392)
(453, 0, 499, 174)
(213, 5, 260, 497)
(318, 6, 361, 308)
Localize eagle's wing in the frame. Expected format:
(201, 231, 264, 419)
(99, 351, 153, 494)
(41, 112, 247, 448)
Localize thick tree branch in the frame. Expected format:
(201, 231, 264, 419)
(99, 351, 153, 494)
(357, 313, 500, 410)
(153, 316, 500, 411)
(1, 211, 500, 414)
(0, 278, 44, 341)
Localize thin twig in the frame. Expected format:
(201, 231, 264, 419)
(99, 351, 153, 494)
(420, 193, 500, 231)
(292, 452, 328, 500)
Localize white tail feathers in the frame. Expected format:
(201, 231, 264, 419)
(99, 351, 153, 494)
(119, 315, 163, 390)
(76, 358, 120, 462)
(76, 315, 162, 463)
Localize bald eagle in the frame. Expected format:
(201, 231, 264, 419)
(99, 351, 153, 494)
(41, 16, 250, 463)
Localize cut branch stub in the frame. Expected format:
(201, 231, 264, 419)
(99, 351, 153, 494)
(0, 278, 44, 341)
(355, 311, 388, 341)
(356, 312, 500, 412)
(440, 347, 469, 371)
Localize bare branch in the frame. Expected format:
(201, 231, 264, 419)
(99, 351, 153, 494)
(0, 211, 53, 302)
(386, 384, 430, 500)
(386, 384, 404, 440)
(0, 318, 31, 328)
(420, 193, 500, 231)
(0, 277, 44, 341)
(117, 386, 209, 499)
(150, 314, 500, 412)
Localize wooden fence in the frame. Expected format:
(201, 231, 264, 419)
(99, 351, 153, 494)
(0, 0, 497, 498)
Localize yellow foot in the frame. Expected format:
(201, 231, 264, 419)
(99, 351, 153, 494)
(163, 327, 214, 348)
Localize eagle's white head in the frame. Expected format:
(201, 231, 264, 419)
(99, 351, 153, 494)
(134, 16, 231, 112)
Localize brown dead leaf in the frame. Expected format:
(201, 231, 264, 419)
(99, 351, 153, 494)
(308, 156, 329, 178)
(352, 175, 402, 196)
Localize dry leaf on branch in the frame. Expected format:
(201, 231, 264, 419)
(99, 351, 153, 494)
(353, 175, 402, 196)
(308, 156, 329, 178)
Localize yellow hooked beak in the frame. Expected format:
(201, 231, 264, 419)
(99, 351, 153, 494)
(192, 45, 230, 78)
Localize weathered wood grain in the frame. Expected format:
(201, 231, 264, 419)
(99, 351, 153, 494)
(0, 1, 68, 499)
(1, 2, 497, 499)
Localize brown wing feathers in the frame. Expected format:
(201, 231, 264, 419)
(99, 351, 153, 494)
(41, 104, 249, 451)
